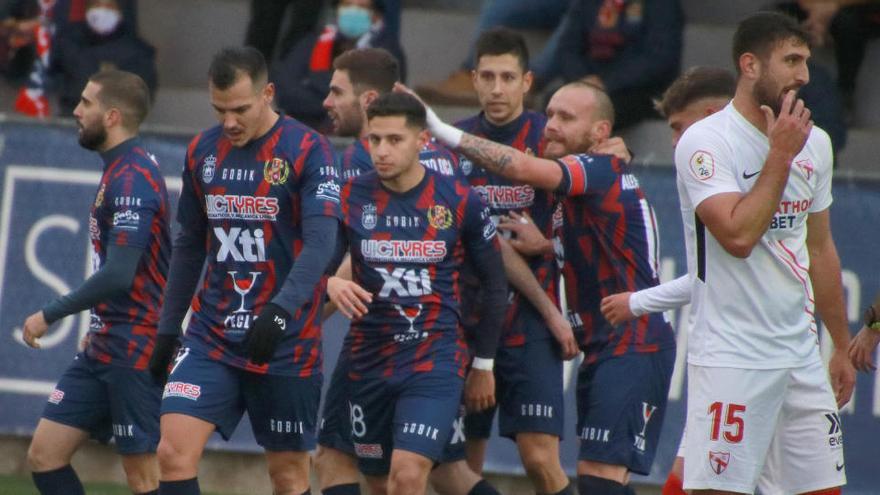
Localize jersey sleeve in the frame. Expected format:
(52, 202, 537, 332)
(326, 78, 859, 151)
(554, 153, 620, 197)
(106, 163, 162, 249)
(462, 189, 499, 253)
(808, 128, 833, 213)
(674, 126, 740, 209)
(176, 146, 208, 237)
(298, 133, 342, 219)
(629, 273, 692, 316)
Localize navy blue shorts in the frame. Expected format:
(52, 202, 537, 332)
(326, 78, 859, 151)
(350, 371, 464, 476)
(576, 348, 675, 475)
(465, 337, 564, 441)
(160, 347, 322, 452)
(317, 348, 355, 455)
(42, 353, 161, 455)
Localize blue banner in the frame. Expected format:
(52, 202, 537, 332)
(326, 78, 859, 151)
(0, 120, 877, 491)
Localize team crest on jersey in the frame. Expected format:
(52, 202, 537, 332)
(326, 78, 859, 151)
(708, 451, 730, 474)
(427, 204, 453, 230)
(362, 203, 377, 230)
(94, 184, 106, 207)
(689, 150, 715, 181)
(202, 154, 217, 183)
(263, 158, 290, 185)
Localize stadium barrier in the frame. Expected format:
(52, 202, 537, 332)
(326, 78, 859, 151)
(1, 118, 878, 491)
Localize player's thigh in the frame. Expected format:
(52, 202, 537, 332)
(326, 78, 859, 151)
(683, 365, 787, 494)
(496, 338, 565, 439)
(39, 354, 113, 448)
(576, 349, 674, 476)
(317, 354, 356, 455)
(105, 365, 163, 455)
(28, 418, 90, 470)
(159, 347, 244, 442)
(242, 372, 322, 452)
(761, 360, 846, 495)
(393, 372, 465, 465)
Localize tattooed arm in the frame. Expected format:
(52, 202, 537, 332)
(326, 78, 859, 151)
(455, 133, 565, 191)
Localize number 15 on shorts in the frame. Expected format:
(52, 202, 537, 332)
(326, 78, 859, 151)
(708, 402, 745, 443)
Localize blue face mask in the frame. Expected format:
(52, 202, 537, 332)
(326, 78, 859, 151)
(337, 6, 372, 39)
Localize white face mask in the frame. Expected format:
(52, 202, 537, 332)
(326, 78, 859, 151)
(86, 7, 122, 35)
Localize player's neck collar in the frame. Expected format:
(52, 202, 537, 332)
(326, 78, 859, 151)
(100, 136, 141, 167)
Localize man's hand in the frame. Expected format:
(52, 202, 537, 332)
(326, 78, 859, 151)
(464, 368, 496, 413)
(547, 311, 579, 360)
(149, 334, 180, 384)
(762, 90, 812, 161)
(497, 211, 553, 257)
(828, 347, 856, 408)
(327, 276, 372, 320)
(244, 303, 291, 365)
(22, 311, 49, 349)
(590, 137, 632, 163)
(600, 292, 636, 326)
(849, 325, 880, 372)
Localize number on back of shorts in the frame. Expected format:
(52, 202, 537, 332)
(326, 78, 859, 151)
(708, 401, 746, 443)
(350, 402, 366, 438)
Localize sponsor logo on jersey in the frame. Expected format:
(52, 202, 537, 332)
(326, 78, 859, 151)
(689, 150, 715, 181)
(634, 401, 657, 452)
(421, 157, 455, 176)
(621, 174, 640, 191)
(316, 179, 341, 203)
(796, 158, 814, 181)
(264, 158, 290, 185)
(215, 227, 266, 262)
(393, 303, 428, 342)
(114, 196, 142, 207)
(354, 442, 384, 459)
(88, 215, 100, 240)
(361, 203, 377, 230)
(427, 204, 453, 230)
(112, 210, 140, 230)
(48, 388, 64, 404)
(473, 184, 535, 209)
(163, 381, 202, 401)
(206, 194, 279, 221)
(94, 183, 106, 207)
(202, 154, 216, 183)
(708, 451, 730, 474)
(220, 167, 256, 182)
(482, 222, 497, 241)
(227, 271, 261, 331)
(378, 268, 433, 298)
(385, 215, 421, 228)
(361, 239, 447, 263)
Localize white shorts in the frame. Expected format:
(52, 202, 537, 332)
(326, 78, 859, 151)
(683, 360, 846, 494)
(676, 422, 687, 458)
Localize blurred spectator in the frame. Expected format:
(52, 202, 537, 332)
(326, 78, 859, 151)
(0, 0, 39, 80)
(11, 0, 50, 117)
(244, 0, 325, 65)
(51, 0, 156, 115)
(416, 0, 568, 106)
(550, 0, 683, 130)
(776, 0, 880, 113)
(272, 0, 403, 131)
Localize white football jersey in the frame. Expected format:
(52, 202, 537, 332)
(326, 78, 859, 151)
(674, 102, 833, 368)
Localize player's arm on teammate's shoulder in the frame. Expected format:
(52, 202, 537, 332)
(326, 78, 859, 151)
(806, 209, 855, 407)
(851, 292, 880, 372)
(497, 236, 578, 360)
(462, 193, 507, 412)
(680, 91, 811, 258)
(325, 254, 373, 321)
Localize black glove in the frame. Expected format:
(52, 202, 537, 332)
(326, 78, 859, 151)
(244, 303, 291, 365)
(149, 334, 179, 384)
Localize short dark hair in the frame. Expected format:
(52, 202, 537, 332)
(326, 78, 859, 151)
(333, 48, 400, 94)
(88, 69, 151, 130)
(654, 66, 735, 118)
(474, 27, 530, 72)
(732, 11, 810, 74)
(366, 92, 426, 129)
(209, 46, 268, 90)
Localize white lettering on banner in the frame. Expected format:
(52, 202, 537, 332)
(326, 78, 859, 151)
(215, 227, 266, 262)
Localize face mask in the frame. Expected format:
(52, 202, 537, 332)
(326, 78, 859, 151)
(86, 7, 122, 36)
(337, 6, 372, 39)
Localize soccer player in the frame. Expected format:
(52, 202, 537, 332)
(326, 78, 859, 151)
(598, 67, 736, 495)
(147, 47, 341, 495)
(328, 92, 506, 495)
(22, 69, 169, 495)
(407, 79, 675, 495)
(673, 12, 854, 494)
(452, 28, 577, 495)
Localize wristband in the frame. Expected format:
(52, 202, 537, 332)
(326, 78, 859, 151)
(864, 305, 879, 327)
(425, 105, 463, 148)
(471, 357, 494, 371)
